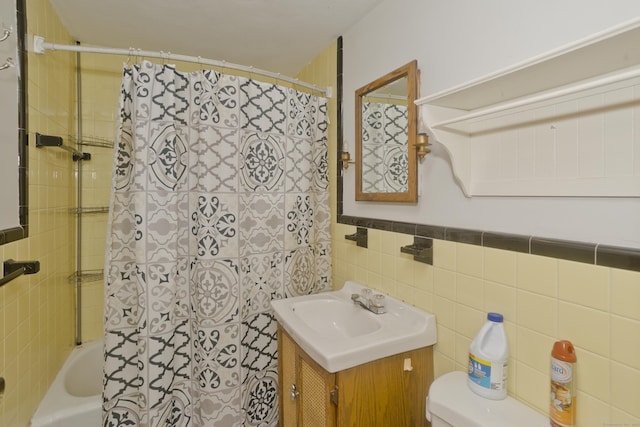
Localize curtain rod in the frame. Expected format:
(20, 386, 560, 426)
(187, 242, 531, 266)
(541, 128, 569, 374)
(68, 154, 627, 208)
(33, 36, 331, 97)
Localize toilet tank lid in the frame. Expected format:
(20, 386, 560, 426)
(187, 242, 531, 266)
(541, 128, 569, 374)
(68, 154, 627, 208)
(427, 371, 548, 427)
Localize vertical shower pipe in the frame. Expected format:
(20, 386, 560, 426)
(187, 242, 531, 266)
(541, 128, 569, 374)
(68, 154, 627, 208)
(74, 42, 83, 345)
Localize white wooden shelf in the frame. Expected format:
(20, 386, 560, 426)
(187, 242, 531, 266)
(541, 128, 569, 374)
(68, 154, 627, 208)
(417, 18, 640, 197)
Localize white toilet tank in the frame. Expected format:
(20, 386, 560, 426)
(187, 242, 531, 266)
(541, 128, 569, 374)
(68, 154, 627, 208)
(426, 371, 548, 427)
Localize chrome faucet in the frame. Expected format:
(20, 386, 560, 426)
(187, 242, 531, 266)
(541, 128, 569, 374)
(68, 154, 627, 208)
(351, 289, 386, 314)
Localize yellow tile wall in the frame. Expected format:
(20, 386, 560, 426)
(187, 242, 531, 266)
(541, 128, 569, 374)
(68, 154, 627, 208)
(332, 228, 640, 426)
(0, 1, 77, 425)
(76, 52, 125, 341)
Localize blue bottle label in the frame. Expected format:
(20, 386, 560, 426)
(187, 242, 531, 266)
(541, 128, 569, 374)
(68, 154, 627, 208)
(468, 353, 491, 389)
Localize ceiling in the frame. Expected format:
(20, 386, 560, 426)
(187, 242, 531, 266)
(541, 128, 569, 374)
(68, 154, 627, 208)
(48, 0, 383, 76)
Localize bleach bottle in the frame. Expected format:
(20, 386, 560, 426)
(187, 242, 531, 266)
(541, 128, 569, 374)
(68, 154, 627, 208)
(467, 312, 509, 400)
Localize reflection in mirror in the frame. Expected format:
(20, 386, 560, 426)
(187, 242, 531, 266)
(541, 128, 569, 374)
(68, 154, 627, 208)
(355, 60, 418, 203)
(361, 77, 409, 193)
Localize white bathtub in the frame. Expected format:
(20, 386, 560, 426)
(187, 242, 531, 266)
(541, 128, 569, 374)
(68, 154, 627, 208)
(31, 340, 102, 427)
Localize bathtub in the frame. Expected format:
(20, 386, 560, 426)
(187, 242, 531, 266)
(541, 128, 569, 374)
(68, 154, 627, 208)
(31, 340, 102, 427)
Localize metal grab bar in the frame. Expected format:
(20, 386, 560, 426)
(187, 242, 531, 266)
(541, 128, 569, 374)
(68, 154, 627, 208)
(0, 259, 40, 287)
(0, 266, 24, 286)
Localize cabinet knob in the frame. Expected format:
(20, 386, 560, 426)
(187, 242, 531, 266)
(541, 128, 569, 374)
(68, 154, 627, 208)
(290, 383, 300, 400)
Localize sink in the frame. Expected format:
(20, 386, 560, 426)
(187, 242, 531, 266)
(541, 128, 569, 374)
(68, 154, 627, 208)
(271, 281, 437, 373)
(291, 298, 382, 338)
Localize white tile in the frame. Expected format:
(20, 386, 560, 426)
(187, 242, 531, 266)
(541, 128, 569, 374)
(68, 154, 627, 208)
(604, 88, 634, 177)
(577, 94, 605, 177)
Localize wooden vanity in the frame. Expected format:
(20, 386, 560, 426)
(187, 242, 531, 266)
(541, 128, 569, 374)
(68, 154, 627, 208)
(277, 326, 434, 427)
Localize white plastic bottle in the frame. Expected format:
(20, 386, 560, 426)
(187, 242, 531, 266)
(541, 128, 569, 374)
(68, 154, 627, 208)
(467, 312, 509, 400)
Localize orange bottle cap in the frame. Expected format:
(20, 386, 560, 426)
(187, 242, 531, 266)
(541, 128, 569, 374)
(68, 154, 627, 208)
(552, 340, 577, 362)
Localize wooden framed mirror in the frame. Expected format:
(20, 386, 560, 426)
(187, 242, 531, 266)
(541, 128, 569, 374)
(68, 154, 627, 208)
(355, 60, 418, 203)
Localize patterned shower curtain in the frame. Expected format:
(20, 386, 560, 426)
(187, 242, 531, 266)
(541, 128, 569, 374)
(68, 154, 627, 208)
(103, 61, 331, 426)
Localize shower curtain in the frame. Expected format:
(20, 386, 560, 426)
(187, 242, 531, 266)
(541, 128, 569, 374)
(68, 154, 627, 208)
(103, 61, 331, 426)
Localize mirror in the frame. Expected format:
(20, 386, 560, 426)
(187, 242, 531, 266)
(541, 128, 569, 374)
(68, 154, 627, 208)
(355, 60, 418, 203)
(0, 0, 27, 245)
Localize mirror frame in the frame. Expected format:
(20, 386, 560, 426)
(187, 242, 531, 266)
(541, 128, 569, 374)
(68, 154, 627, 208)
(0, 0, 28, 245)
(355, 60, 418, 203)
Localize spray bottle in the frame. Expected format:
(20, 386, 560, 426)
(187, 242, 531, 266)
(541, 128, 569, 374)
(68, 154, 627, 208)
(550, 340, 577, 427)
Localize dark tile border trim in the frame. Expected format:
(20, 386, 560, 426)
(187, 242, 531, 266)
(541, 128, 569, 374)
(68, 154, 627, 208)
(338, 213, 640, 272)
(531, 237, 596, 265)
(334, 37, 640, 274)
(483, 232, 529, 254)
(597, 245, 640, 272)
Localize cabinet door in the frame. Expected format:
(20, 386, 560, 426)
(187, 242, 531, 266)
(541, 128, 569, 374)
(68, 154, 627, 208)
(337, 347, 433, 427)
(298, 350, 336, 427)
(278, 327, 336, 427)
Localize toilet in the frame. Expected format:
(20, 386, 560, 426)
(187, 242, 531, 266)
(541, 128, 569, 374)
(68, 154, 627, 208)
(426, 371, 548, 427)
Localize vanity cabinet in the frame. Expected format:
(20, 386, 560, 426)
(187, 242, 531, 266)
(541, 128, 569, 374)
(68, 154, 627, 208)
(277, 326, 433, 427)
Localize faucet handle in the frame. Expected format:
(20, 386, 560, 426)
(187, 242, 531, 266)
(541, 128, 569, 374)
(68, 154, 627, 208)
(361, 288, 373, 300)
(372, 294, 386, 309)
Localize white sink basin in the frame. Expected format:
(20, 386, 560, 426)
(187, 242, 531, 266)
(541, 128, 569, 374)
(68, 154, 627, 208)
(271, 281, 437, 373)
(291, 298, 382, 338)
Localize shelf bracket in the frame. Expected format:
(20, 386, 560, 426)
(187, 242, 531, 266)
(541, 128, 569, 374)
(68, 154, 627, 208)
(345, 227, 368, 248)
(35, 133, 91, 161)
(400, 237, 433, 265)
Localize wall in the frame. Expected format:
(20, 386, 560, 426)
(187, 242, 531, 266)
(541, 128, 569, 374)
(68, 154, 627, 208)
(334, 1, 640, 425)
(7, 2, 638, 426)
(76, 53, 124, 341)
(332, 228, 640, 426)
(342, 0, 640, 248)
(0, 1, 77, 425)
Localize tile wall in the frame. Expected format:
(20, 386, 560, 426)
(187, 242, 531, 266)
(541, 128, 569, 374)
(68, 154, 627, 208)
(331, 224, 640, 427)
(75, 53, 124, 341)
(0, 1, 77, 425)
